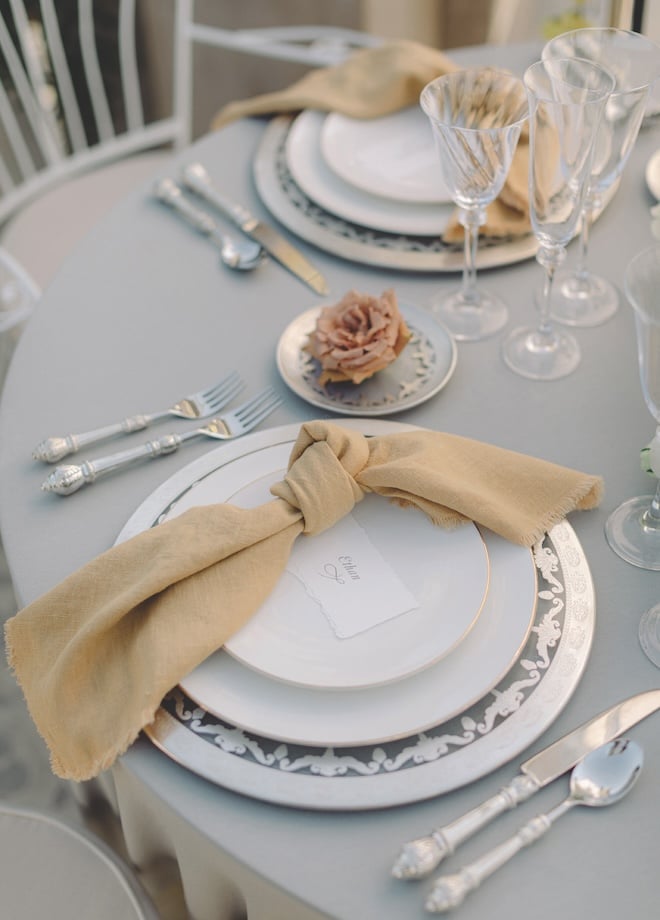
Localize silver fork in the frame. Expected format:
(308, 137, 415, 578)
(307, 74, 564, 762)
(41, 387, 283, 496)
(32, 371, 245, 462)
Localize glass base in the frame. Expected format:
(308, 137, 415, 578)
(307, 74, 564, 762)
(550, 270, 619, 327)
(501, 325, 580, 380)
(639, 603, 660, 668)
(429, 288, 508, 342)
(605, 495, 660, 570)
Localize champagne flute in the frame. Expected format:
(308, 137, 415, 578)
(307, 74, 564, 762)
(420, 69, 527, 341)
(502, 58, 614, 380)
(542, 27, 660, 327)
(605, 244, 660, 579)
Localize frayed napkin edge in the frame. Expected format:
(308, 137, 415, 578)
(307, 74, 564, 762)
(511, 474, 604, 548)
(4, 616, 154, 782)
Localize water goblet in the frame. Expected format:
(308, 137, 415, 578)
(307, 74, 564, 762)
(605, 244, 660, 577)
(420, 69, 527, 341)
(543, 27, 660, 327)
(502, 58, 614, 380)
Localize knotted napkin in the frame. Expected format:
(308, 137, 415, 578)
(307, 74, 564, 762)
(211, 40, 532, 239)
(5, 421, 602, 781)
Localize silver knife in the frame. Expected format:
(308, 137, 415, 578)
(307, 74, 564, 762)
(392, 688, 660, 879)
(181, 162, 329, 296)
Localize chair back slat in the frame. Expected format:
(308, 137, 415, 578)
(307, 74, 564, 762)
(0, 1, 380, 231)
(0, 3, 64, 175)
(0, 77, 37, 183)
(40, 0, 88, 153)
(0, 146, 18, 195)
(78, 0, 114, 144)
(8, 0, 64, 163)
(118, 0, 144, 132)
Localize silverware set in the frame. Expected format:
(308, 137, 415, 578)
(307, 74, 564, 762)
(392, 688, 660, 912)
(153, 161, 329, 294)
(154, 178, 265, 272)
(34, 373, 282, 496)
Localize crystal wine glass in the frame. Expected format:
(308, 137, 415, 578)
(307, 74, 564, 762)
(502, 58, 614, 380)
(420, 69, 527, 341)
(542, 27, 660, 327)
(605, 244, 660, 579)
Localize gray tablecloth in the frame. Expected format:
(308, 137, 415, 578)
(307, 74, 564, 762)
(0, 42, 658, 920)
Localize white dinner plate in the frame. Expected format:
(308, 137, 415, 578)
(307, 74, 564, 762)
(129, 422, 596, 810)
(285, 110, 452, 236)
(135, 440, 489, 690)
(276, 301, 457, 416)
(319, 107, 451, 204)
(181, 525, 534, 747)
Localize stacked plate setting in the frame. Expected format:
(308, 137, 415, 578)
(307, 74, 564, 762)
(117, 421, 596, 810)
(252, 108, 539, 272)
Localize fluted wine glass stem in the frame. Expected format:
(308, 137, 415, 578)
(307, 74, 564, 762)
(459, 207, 486, 305)
(575, 208, 592, 284)
(536, 244, 566, 340)
(644, 478, 660, 529)
(573, 192, 600, 286)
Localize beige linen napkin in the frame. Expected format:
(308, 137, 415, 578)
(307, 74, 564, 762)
(211, 40, 532, 239)
(5, 421, 602, 781)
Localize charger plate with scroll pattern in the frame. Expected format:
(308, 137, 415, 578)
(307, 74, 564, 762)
(253, 115, 538, 273)
(116, 420, 596, 811)
(253, 114, 618, 274)
(147, 518, 593, 810)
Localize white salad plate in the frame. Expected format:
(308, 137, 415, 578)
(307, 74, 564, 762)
(285, 110, 452, 236)
(319, 107, 451, 204)
(138, 440, 489, 690)
(181, 522, 534, 747)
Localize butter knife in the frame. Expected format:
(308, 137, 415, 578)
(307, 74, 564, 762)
(182, 162, 329, 295)
(392, 688, 660, 879)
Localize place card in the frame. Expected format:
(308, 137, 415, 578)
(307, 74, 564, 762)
(286, 512, 420, 638)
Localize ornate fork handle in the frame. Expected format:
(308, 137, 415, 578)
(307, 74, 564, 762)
(40, 430, 199, 495)
(33, 412, 171, 462)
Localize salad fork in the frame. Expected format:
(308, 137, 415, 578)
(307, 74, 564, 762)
(41, 387, 283, 496)
(32, 371, 245, 462)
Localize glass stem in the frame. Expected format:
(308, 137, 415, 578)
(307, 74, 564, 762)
(643, 428, 660, 530)
(536, 245, 565, 336)
(642, 479, 660, 530)
(575, 195, 599, 286)
(459, 207, 485, 305)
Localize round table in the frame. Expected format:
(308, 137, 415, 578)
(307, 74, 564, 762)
(1, 42, 658, 920)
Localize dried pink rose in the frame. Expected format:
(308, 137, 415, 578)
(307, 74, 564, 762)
(305, 289, 411, 386)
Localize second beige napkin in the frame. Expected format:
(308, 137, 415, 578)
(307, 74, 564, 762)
(5, 421, 602, 782)
(211, 40, 531, 239)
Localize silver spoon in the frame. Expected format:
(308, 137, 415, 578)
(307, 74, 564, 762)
(153, 178, 264, 271)
(425, 738, 643, 913)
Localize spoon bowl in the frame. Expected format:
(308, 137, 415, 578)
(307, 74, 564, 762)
(219, 234, 264, 271)
(153, 178, 264, 272)
(569, 737, 643, 807)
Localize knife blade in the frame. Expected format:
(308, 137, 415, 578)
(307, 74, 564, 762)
(182, 162, 329, 295)
(392, 688, 660, 879)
